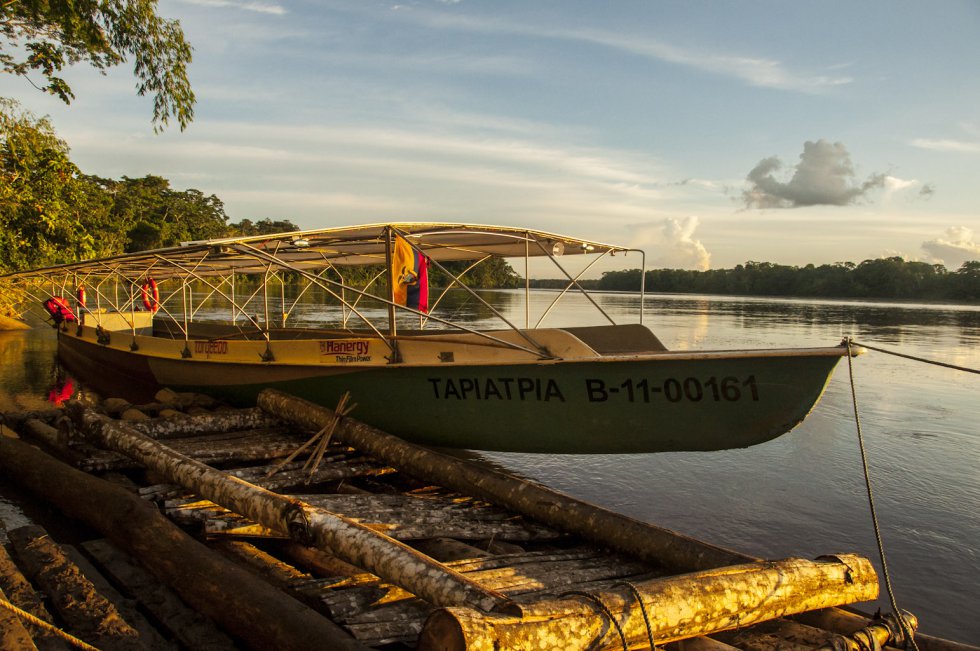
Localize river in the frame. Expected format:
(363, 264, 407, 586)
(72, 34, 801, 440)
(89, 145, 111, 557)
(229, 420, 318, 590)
(1, 290, 977, 643)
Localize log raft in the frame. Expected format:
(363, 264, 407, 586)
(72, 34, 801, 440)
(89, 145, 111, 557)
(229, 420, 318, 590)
(0, 389, 972, 651)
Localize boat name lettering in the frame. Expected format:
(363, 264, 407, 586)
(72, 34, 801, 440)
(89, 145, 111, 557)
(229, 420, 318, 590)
(586, 376, 760, 403)
(194, 340, 228, 355)
(427, 377, 566, 402)
(320, 340, 371, 357)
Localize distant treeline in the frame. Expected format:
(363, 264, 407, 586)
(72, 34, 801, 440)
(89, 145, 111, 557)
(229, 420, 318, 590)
(530, 258, 980, 302)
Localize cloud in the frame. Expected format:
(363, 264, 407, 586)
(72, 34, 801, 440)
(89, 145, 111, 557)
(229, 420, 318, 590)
(909, 138, 980, 153)
(741, 139, 889, 209)
(174, 0, 286, 15)
(921, 227, 980, 269)
(565, 30, 851, 93)
(630, 217, 711, 270)
(388, 9, 850, 93)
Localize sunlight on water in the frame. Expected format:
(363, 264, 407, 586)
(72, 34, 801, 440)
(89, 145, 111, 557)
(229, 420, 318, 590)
(0, 290, 977, 642)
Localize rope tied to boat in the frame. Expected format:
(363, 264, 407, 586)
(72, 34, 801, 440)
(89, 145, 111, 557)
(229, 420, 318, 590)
(0, 595, 102, 651)
(845, 338, 921, 651)
(851, 340, 980, 374)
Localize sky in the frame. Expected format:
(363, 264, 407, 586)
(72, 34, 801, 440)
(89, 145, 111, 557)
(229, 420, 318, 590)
(3, 0, 980, 272)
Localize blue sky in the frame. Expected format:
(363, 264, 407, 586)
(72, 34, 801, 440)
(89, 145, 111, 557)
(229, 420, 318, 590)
(3, 0, 979, 271)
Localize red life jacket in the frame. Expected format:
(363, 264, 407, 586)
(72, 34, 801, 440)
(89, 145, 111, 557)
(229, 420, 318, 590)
(42, 297, 76, 324)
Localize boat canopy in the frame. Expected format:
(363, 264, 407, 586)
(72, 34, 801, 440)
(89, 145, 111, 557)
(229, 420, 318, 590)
(3, 222, 646, 350)
(1, 223, 628, 283)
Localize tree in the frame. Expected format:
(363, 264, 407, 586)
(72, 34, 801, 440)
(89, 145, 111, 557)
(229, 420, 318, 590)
(95, 175, 229, 251)
(953, 261, 980, 301)
(1, 0, 195, 130)
(228, 218, 302, 236)
(0, 99, 110, 273)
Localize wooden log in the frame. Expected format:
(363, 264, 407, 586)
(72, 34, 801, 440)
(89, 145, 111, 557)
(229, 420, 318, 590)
(80, 539, 239, 651)
(0, 585, 39, 651)
(258, 389, 750, 572)
(0, 409, 61, 430)
(62, 544, 176, 651)
(17, 418, 85, 466)
(127, 407, 280, 440)
(66, 402, 511, 613)
(0, 544, 68, 651)
(212, 540, 312, 586)
(0, 434, 369, 651)
(672, 637, 741, 651)
(413, 538, 493, 562)
(794, 609, 979, 651)
(718, 617, 836, 650)
(417, 554, 880, 651)
(7, 525, 144, 651)
(274, 542, 364, 579)
(815, 612, 918, 651)
(314, 548, 655, 625)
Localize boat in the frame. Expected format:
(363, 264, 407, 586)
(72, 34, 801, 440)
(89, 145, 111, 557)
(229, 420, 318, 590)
(2, 222, 856, 454)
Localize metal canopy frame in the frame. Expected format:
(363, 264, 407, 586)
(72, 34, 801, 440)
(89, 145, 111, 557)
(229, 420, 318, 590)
(4, 223, 648, 360)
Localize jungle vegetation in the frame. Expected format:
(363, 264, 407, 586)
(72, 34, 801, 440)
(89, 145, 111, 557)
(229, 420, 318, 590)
(532, 259, 979, 302)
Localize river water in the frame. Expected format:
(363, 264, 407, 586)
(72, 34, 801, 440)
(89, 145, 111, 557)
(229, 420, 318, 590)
(1, 290, 977, 643)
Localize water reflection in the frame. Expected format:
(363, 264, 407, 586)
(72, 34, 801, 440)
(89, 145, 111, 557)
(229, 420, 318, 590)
(0, 328, 66, 413)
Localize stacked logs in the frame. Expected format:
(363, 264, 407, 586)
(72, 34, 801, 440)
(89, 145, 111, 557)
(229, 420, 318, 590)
(0, 387, 965, 651)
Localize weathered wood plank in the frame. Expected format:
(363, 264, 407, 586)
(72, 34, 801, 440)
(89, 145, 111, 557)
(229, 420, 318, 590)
(68, 402, 512, 613)
(62, 545, 176, 651)
(126, 407, 280, 439)
(0, 431, 369, 651)
(168, 492, 559, 542)
(7, 525, 144, 651)
(719, 617, 837, 650)
(80, 539, 239, 651)
(0, 584, 39, 651)
(258, 389, 750, 573)
(0, 544, 67, 651)
(319, 549, 654, 622)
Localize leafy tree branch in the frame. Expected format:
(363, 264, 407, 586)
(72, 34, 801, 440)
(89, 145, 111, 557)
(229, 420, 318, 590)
(1, 0, 195, 130)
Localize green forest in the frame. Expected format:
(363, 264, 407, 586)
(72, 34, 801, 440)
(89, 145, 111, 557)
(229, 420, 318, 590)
(0, 99, 300, 275)
(532, 258, 979, 302)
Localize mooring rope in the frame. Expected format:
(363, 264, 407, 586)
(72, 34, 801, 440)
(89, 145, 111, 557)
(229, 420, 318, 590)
(0, 596, 102, 651)
(851, 340, 980, 375)
(562, 590, 629, 650)
(845, 339, 921, 651)
(616, 580, 657, 650)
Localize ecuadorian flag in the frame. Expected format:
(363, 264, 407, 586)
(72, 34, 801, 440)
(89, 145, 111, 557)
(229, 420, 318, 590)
(392, 235, 429, 313)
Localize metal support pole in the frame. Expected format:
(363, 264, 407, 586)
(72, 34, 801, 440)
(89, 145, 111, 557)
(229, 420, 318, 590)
(525, 232, 530, 329)
(384, 227, 397, 338)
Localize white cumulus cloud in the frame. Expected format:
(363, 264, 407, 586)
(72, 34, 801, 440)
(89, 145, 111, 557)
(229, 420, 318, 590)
(630, 217, 711, 270)
(742, 139, 889, 209)
(921, 227, 980, 269)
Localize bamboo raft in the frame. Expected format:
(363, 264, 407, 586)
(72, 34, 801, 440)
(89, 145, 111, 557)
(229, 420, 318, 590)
(0, 389, 974, 651)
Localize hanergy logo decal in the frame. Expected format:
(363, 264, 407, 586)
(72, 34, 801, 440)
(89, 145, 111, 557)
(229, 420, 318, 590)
(319, 340, 372, 363)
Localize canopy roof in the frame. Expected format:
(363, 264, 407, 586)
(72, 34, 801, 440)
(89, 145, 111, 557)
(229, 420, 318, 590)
(2, 222, 629, 283)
